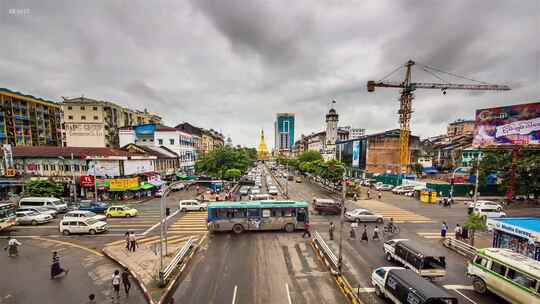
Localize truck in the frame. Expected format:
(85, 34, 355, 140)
(371, 267, 458, 304)
(383, 239, 446, 278)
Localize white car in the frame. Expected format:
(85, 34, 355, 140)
(16, 211, 53, 225)
(392, 185, 414, 194)
(64, 210, 107, 222)
(473, 206, 506, 219)
(468, 200, 503, 211)
(344, 208, 384, 223)
(239, 186, 250, 195)
(179, 200, 207, 211)
(17, 206, 58, 218)
(59, 218, 108, 235)
(250, 187, 261, 195)
(171, 183, 186, 191)
(268, 186, 279, 195)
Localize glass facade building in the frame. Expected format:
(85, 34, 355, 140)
(274, 113, 295, 152)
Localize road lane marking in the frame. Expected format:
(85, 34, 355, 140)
(358, 287, 375, 292)
(232, 285, 238, 304)
(31, 236, 103, 257)
(285, 283, 292, 304)
(453, 288, 478, 304)
(444, 285, 474, 290)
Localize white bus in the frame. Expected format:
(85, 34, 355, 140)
(467, 248, 540, 303)
(0, 203, 17, 231)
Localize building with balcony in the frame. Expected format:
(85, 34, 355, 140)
(61, 97, 161, 148)
(0, 88, 62, 146)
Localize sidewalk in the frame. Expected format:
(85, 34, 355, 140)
(103, 235, 197, 303)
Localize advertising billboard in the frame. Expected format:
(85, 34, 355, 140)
(109, 177, 139, 191)
(472, 102, 540, 148)
(352, 141, 360, 167)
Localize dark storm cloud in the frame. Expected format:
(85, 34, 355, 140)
(0, 0, 538, 147)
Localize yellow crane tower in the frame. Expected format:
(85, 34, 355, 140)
(367, 60, 510, 174)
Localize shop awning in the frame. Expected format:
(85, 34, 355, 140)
(140, 182, 155, 190)
(422, 167, 439, 174)
(127, 185, 141, 191)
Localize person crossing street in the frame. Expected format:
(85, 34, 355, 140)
(328, 222, 335, 240)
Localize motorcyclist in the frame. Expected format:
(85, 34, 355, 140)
(5, 237, 21, 257)
(385, 218, 395, 232)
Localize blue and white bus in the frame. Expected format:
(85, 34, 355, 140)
(207, 200, 309, 234)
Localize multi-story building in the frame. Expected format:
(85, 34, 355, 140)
(175, 122, 203, 156)
(61, 97, 161, 148)
(274, 113, 295, 152)
(0, 88, 62, 146)
(119, 124, 196, 173)
(341, 126, 365, 139)
(447, 119, 475, 138)
(364, 129, 421, 174)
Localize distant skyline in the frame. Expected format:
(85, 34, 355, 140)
(1, 1, 538, 148)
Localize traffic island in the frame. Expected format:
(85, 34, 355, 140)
(103, 234, 205, 304)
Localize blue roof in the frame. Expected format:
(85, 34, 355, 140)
(492, 217, 540, 233)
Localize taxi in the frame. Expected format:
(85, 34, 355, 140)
(105, 205, 139, 218)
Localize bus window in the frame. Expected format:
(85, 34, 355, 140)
(233, 209, 246, 218)
(474, 256, 488, 267)
(490, 261, 507, 276)
(507, 268, 536, 289)
(283, 208, 293, 217)
(262, 209, 271, 218)
(248, 208, 259, 217)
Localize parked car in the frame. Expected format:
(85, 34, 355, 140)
(179, 200, 207, 211)
(19, 197, 68, 213)
(345, 208, 384, 223)
(64, 210, 107, 222)
(59, 218, 108, 235)
(268, 186, 279, 195)
(105, 206, 138, 218)
(78, 201, 109, 213)
(313, 198, 341, 215)
(295, 176, 302, 183)
(15, 211, 53, 225)
(17, 206, 58, 218)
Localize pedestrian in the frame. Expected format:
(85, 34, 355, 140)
(329, 222, 335, 240)
(121, 268, 131, 295)
(124, 232, 130, 251)
(367, 189, 371, 199)
(50, 251, 68, 279)
(87, 294, 97, 304)
(302, 222, 311, 238)
(378, 191, 382, 200)
(350, 221, 358, 239)
(129, 232, 138, 252)
(469, 190, 474, 199)
(353, 193, 358, 201)
(112, 270, 121, 299)
(440, 221, 448, 238)
(361, 225, 369, 242)
(373, 226, 380, 241)
(454, 224, 462, 240)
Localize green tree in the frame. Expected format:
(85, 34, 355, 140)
(195, 146, 252, 178)
(23, 180, 64, 197)
(224, 168, 242, 181)
(464, 213, 486, 246)
(297, 151, 323, 163)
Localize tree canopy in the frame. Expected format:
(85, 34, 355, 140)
(195, 146, 255, 178)
(23, 180, 64, 197)
(277, 151, 345, 183)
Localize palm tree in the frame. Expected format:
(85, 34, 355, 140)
(464, 213, 486, 246)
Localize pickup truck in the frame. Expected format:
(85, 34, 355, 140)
(78, 201, 110, 213)
(383, 239, 446, 278)
(371, 267, 457, 304)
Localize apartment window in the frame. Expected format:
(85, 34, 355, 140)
(170, 139, 175, 145)
(50, 164, 56, 171)
(68, 115, 73, 120)
(67, 106, 72, 110)
(74, 164, 80, 171)
(92, 106, 98, 111)
(80, 106, 85, 110)
(282, 120, 289, 133)
(158, 139, 163, 145)
(64, 165, 70, 171)
(43, 164, 49, 171)
(81, 115, 86, 120)
(93, 116, 98, 120)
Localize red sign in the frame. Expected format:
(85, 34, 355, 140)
(454, 176, 465, 184)
(80, 176, 95, 188)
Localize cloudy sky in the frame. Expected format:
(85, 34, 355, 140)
(1, 0, 538, 147)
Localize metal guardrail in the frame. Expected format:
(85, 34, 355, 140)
(313, 231, 339, 271)
(159, 237, 194, 286)
(442, 238, 477, 258)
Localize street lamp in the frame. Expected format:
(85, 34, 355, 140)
(337, 171, 346, 274)
(449, 167, 462, 200)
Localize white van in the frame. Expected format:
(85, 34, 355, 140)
(249, 194, 272, 201)
(19, 197, 68, 213)
(474, 206, 506, 219)
(59, 218, 108, 235)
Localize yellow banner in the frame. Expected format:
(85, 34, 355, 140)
(109, 177, 139, 191)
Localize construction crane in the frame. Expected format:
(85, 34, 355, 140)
(367, 60, 510, 174)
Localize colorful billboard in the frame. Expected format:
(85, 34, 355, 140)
(109, 177, 139, 191)
(473, 102, 540, 148)
(352, 141, 360, 167)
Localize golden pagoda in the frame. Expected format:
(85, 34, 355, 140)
(257, 129, 270, 161)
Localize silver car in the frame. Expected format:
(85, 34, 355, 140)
(18, 206, 58, 218)
(16, 211, 53, 225)
(344, 208, 384, 223)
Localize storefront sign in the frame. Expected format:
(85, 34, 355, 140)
(80, 176, 95, 187)
(488, 219, 540, 241)
(109, 177, 139, 191)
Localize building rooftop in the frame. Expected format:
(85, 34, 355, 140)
(0, 87, 58, 105)
(12, 146, 139, 158)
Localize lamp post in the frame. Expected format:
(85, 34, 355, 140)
(473, 154, 481, 207)
(337, 172, 346, 274)
(449, 167, 461, 200)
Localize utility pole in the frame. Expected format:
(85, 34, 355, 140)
(473, 154, 481, 207)
(71, 153, 77, 204)
(93, 161, 98, 203)
(337, 172, 346, 274)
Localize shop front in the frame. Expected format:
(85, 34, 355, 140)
(487, 217, 540, 261)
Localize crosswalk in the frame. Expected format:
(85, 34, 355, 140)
(357, 200, 434, 224)
(167, 211, 208, 234)
(107, 234, 201, 247)
(417, 231, 454, 239)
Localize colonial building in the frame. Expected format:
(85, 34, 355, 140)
(61, 97, 161, 148)
(121, 144, 182, 176)
(0, 88, 62, 146)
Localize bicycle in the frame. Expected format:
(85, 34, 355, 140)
(383, 224, 400, 235)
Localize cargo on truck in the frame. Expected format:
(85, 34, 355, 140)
(384, 239, 446, 278)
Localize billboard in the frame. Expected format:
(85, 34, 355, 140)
(473, 102, 540, 148)
(109, 177, 139, 191)
(352, 141, 360, 167)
